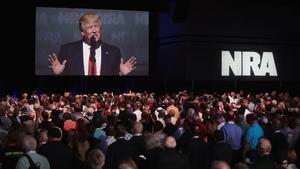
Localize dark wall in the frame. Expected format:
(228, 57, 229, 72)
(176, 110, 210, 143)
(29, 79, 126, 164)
(158, 0, 300, 81)
(1, 0, 300, 96)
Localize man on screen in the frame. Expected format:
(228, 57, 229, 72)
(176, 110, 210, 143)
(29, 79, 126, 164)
(48, 12, 137, 76)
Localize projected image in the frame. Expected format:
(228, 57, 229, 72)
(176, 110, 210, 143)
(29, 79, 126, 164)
(35, 7, 149, 76)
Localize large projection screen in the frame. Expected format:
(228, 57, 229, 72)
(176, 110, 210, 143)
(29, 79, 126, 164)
(35, 7, 149, 76)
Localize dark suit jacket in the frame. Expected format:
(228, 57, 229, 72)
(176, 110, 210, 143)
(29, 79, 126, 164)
(129, 135, 146, 156)
(37, 141, 74, 169)
(105, 138, 136, 169)
(251, 155, 274, 169)
(59, 40, 121, 75)
(211, 141, 233, 166)
(187, 137, 210, 169)
(159, 148, 190, 169)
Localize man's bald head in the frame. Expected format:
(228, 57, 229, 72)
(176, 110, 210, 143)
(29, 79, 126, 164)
(164, 136, 176, 149)
(211, 161, 231, 169)
(257, 138, 272, 156)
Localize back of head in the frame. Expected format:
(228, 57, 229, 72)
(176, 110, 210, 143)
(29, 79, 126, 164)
(272, 119, 281, 131)
(132, 122, 143, 134)
(48, 127, 63, 141)
(233, 162, 250, 169)
(153, 121, 164, 132)
(246, 114, 257, 125)
(145, 134, 161, 150)
(211, 161, 231, 169)
(116, 121, 127, 138)
(214, 130, 225, 142)
(86, 148, 105, 169)
(22, 135, 37, 152)
(257, 138, 272, 156)
(106, 125, 116, 136)
(169, 99, 175, 105)
(164, 136, 176, 149)
(287, 149, 298, 163)
(118, 158, 138, 169)
(225, 114, 235, 122)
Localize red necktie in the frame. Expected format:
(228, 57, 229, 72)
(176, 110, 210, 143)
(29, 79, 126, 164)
(88, 55, 96, 75)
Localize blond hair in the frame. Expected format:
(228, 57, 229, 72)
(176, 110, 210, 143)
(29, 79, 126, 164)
(79, 12, 102, 31)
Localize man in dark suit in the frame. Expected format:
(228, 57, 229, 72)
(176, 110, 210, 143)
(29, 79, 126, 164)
(211, 130, 233, 166)
(105, 121, 136, 169)
(37, 127, 74, 169)
(187, 124, 210, 169)
(252, 138, 274, 169)
(49, 12, 136, 76)
(159, 136, 190, 169)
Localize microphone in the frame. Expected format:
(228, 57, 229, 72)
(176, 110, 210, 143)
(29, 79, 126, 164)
(90, 35, 97, 48)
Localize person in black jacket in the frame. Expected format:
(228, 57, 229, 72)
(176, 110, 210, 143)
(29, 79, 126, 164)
(38, 127, 74, 169)
(159, 136, 190, 169)
(252, 138, 274, 169)
(105, 121, 135, 169)
(211, 130, 233, 166)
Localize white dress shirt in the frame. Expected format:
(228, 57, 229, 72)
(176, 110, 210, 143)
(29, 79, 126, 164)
(83, 42, 102, 75)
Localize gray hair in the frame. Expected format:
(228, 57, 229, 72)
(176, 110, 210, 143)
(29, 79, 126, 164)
(144, 134, 161, 150)
(257, 138, 272, 155)
(132, 122, 143, 134)
(86, 148, 105, 169)
(22, 135, 37, 152)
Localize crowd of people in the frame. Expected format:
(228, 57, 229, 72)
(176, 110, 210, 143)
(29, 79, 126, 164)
(0, 90, 299, 169)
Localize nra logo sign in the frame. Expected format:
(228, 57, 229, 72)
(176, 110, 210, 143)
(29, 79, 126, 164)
(221, 51, 278, 76)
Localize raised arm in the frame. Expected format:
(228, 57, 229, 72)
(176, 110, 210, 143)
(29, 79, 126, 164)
(119, 56, 137, 75)
(48, 53, 67, 75)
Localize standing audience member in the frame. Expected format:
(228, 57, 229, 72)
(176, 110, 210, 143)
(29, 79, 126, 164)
(211, 130, 233, 165)
(243, 114, 264, 163)
(130, 122, 146, 157)
(105, 122, 135, 169)
(38, 127, 74, 169)
(143, 134, 162, 169)
(251, 138, 274, 169)
(0, 130, 24, 169)
(86, 148, 105, 169)
(270, 119, 289, 162)
(221, 114, 242, 164)
(16, 135, 50, 169)
(187, 123, 210, 169)
(159, 136, 190, 169)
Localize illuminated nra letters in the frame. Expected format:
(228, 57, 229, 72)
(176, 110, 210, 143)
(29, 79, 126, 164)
(221, 51, 278, 76)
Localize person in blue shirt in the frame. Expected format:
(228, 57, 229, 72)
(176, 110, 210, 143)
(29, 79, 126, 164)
(243, 114, 264, 164)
